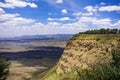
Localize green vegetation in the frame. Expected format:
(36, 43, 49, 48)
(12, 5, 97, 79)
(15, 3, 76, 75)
(30, 66, 78, 80)
(111, 49, 120, 68)
(0, 57, 10, 80)
(77, 49, 120, 80)
(30, 66, 57, 80)
(79, 28, 120, 34)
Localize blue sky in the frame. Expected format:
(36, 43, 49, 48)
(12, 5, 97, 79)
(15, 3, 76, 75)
(0, 0, 120, 37)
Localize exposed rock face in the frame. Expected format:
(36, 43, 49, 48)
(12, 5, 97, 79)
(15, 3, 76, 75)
(56, 34, 120, 74)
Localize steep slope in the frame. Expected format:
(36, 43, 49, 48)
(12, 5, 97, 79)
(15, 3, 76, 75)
(56, 34, 120, 74)
(30, 34, 120, 80)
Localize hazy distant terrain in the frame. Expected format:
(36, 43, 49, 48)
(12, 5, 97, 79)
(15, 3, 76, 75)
(0, 41, 66, 52)
(0, 34, 72, 80)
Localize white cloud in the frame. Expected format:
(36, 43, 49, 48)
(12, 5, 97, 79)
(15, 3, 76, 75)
(84, 6, 97, 12)
(61, 9, 68, 14)
(83, 6, 98, 16)
(0, 8, 5, 14)
(72, 12, 93, 17)
(28, 3, 38, 8)
(47, 18, 54, 21)
(100, 2, 106, 5)
(79, 17, 113, 28)
(47, 17, 70, 21)
(82, 12, 93, 16)
(0, 8, 119, 37)
(0, 12, 35, 28)
(0, 0, 38, 8)
(99, 5, 120, 12)
(0, 16, 120, 37)
(4, 17, 35, 26)
(0, 11, 85, 37)
(56, 0, 63, 3)
(48, 13, 52, 15)
(59, 17, 70, 21)
(112, 20, 120, 28)
(72, 12, 82, 16)
(84, 5, 120, 12)
(48, 12, 57, 15)
(0, 13, 20, 21)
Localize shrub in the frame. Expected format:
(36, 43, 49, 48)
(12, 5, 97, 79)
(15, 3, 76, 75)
(77, 49, 120, 80)
(0, 57, 10, 80)
(96, 38, 100, 41)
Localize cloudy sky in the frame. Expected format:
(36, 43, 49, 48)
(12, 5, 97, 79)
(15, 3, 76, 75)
(0, 0, 120, 37)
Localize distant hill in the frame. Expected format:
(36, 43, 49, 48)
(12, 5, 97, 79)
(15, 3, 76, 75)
(0, 34, 73, 42)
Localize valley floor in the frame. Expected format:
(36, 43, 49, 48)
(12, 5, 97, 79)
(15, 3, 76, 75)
(0, 41, 66, 80)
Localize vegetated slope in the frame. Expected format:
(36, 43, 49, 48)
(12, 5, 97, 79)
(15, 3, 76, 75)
(30, 34, 120, 80)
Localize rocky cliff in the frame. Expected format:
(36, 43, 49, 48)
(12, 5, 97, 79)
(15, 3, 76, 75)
(56, 34, 120, 74)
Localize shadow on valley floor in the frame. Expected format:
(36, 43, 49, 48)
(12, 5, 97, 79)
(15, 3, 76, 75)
(0, 46, 64, 67)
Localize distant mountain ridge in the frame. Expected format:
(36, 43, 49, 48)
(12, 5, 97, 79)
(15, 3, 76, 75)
(0, 34, 73, 42)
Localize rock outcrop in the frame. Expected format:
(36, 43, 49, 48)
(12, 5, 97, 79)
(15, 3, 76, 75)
(56, 34, 120, 74)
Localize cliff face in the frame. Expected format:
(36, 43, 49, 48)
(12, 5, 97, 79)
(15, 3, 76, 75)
(56, 34, 120, 74)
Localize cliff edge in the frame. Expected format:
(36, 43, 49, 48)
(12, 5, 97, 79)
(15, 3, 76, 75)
(56, 34, 120, 74)
(31, 34, 120, 80)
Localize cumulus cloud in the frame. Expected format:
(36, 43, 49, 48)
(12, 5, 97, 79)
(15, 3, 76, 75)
(72, 12, 82, 16)
(47, 17, 70, 21)
(84, 5, 120, 12)
(2, 17, 35, 26)
(100, 2, 106, 5)
(99, 5, 120, 12)
(84, 6, 97, 12)
(47, 18, 54, 21)
(82, 12, 93, 16)
(79, 17, 114, 28)
(112, 20, 120, 27)
(0, 12, 120, 37)
(61, 9, 68, 14)
(0, 13, 20, 21)
(83, 6, 98, 16)
(0, 12, 36, 37)
(0, 8, 5, 14)
(48, 13, 52, 15)
(0, 6, 120, 37)
(56, 0, 63, 3)
(83, 5, 120, 16)
(72, 12, 93, 17)
(0, 0, 38, 8)
(0, 11, 35, 29)
(48, 12, 57, 15)
(29, 3, 38, 8)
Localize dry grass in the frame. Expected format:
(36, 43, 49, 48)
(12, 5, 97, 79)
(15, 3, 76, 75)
(8, 61, 47, 80)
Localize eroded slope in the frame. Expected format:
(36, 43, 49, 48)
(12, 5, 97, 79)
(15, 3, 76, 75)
(56, 34, 120, 74)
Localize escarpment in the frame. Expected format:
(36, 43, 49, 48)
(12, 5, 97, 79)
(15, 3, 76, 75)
(56, 34, 120, 74)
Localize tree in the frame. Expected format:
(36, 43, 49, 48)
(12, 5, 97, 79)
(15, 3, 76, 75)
(0, 57, 10, 80)
(79, 28, 120, 34)
(110, 29, 118, 34)
(106, 28, 110, 34)
(119, 29, 120, 34)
